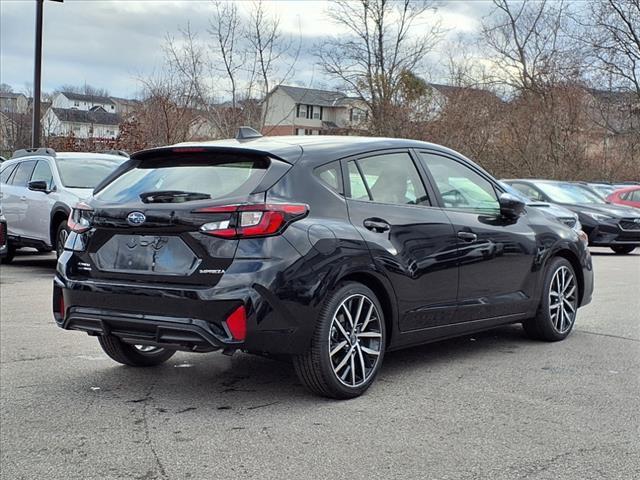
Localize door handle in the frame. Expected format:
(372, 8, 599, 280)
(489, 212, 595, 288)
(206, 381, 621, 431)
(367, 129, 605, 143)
(363, 218, 390, 233)
(20, 196, 27, 201)
(457, 231, 477, 242)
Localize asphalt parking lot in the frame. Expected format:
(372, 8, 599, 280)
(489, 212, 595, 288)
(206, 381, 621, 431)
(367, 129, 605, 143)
(1, 248, 638, 480)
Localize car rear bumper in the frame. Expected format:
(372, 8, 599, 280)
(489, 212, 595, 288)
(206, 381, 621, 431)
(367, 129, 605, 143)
(53, 239, 318, 355)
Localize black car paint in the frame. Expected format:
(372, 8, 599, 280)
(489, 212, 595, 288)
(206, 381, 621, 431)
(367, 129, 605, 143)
(504, 179, 640, 248)
(54, 137, 594, 357)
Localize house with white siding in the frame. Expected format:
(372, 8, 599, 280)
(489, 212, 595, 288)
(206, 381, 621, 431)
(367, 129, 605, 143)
(262, 85, 370, 136)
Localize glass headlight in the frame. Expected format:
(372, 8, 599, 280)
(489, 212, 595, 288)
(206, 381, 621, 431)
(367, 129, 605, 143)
(583, 211, 614, 222)
(572, 218, 582, 232)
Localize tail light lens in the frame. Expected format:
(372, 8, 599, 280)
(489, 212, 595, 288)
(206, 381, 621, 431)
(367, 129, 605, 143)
(195, 203, 308, 239)
(68, 202, 94, 233)
(225, 305, 247, 341)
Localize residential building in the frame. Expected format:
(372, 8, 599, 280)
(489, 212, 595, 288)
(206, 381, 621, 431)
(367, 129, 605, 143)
(0, 92, 28, 114)
(51, 91, 117, 112)
(262, 85, 369, 136)
(42, 108, 121, 139)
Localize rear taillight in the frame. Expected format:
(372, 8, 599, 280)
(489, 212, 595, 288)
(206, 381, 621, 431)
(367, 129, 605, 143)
(67, 202, 94, 233)
(225, 305, 247, 341)
(195, 203, 308, 239)
(0, 222, 5, 245)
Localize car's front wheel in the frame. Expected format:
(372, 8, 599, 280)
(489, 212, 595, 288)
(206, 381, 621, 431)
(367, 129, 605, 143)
(523, 257, 579, 342)
(55, 220, 70, 258)
(98, 335, 176, 366)
(610, 245, 636, 255)
(293, 282, 386, 399)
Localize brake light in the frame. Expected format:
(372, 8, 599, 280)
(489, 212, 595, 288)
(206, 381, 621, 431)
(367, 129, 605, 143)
(226, 305, 247, 341)
(196, 203, 308, 239)
(67, 202, 94, 233)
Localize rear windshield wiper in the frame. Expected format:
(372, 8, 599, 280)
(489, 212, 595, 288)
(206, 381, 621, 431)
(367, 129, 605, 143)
(140, 190, 212, 203)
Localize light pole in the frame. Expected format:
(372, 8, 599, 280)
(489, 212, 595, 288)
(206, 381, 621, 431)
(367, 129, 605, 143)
(31, 0, 63, 148)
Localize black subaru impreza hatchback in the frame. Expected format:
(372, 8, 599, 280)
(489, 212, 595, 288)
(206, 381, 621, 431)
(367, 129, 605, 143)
(54, 133, 593, 398)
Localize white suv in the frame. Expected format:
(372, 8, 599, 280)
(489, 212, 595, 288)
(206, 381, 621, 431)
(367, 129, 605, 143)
(0, 148, 127, 262)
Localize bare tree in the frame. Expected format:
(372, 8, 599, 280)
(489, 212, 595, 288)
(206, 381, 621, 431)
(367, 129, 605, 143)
(481, 0, 582, 94)
(584, 0, 640, 98)
(317, 0, 442, 136)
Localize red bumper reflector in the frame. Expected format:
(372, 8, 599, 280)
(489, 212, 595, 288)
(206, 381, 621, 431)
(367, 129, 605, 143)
(226, 306, 247, 341)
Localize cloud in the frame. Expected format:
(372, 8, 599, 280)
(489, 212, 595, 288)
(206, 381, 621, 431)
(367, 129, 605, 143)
(0, 0, 493, 98)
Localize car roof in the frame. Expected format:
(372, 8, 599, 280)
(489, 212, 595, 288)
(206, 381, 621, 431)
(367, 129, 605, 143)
(132, 135, 468, 166)
(1, 152, 125, 168)
(612, 185, 640, 193)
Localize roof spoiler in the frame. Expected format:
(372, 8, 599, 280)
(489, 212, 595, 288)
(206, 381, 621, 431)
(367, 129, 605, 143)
(99, 149, 130, 158)
(236, 126, 262, 140)
(11, 147, 56, 159)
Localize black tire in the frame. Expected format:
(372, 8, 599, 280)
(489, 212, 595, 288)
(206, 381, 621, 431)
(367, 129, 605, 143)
(610, 245, 636, 255)
(97, 335, 176, 367)
(523, 257, 579, 342)
(1, 245, 16, 264)
(55, 220, 70, 259)
(293, 282, 386, 399)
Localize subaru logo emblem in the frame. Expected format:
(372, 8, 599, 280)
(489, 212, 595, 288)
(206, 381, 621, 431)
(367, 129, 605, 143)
(127, 211, 146, 226)
(634, 218, 640, 224)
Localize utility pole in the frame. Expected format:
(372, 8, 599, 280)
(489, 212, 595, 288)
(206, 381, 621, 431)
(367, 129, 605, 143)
(31, 0, 63, 148)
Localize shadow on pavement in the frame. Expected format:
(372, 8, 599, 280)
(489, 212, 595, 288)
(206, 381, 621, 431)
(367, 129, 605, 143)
(56, 324, 532, 408)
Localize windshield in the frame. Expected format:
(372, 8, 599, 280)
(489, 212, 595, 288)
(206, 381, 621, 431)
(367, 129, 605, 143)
(535, 182, 605, 204)
(95, 155, 269, 204)
(56, 156, 126, 189)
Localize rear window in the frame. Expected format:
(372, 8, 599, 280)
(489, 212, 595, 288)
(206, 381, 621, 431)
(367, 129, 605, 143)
(95, 155, 269, 204)
(56, 156, 126, 189)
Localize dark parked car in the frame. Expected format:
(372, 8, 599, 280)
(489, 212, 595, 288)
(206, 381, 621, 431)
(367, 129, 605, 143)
(54, 134, 594, 398)
(504, 179, 640, 255)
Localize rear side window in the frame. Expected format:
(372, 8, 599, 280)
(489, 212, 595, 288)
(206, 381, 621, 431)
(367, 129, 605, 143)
(315, 161, 343, 194)
(10, 160, 37, 187)
(347, 152, 428, 206)
(0, 164, 17, 184)
(95, 154, 269, 204)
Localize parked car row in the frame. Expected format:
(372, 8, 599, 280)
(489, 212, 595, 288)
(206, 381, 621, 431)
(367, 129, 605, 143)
(504, 179, 640, 254)
(0, 148, 128, 263)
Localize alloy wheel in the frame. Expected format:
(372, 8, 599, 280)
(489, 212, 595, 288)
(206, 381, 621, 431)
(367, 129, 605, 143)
(328, 294, 383, 388)
(548, 266, 577, 334)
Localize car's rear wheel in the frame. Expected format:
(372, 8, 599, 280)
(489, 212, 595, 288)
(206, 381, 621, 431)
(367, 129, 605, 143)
(523, 257, 579, 342)
(55, 220, 69, 258)
(97, 335, 176, 366)
(610, 245, 636, 255)
(293, 282, 386, 399)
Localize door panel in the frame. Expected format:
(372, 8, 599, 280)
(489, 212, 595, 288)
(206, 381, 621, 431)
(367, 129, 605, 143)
(2, 160, 36, 238)
(22, 160, 56, 243)
(418, 151, 537, 321)
(345, 152, 459, 332)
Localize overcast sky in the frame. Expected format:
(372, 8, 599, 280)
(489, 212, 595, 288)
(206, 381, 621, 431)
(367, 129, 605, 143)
(0, 0, 494, 98)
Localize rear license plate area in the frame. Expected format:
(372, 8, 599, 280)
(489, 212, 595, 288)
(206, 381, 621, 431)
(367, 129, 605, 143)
(92, 235, 200, 275)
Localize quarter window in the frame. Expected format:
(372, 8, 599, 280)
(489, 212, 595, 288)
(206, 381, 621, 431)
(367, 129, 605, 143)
(315, 161, 343, 194)
(347, 153, 428, 206)
(0, 164, 17, 184)
(419, 153, 499, 211)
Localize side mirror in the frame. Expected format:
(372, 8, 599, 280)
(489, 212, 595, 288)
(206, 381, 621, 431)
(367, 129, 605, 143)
(28, 180, 49, 193)
(499, 192, 526, 218)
